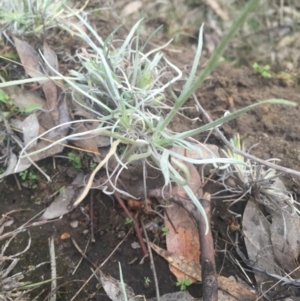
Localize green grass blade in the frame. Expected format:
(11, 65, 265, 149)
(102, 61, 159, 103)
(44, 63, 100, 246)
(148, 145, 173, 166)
(182, 24, 204, 95)
(118, 262, 128, 301)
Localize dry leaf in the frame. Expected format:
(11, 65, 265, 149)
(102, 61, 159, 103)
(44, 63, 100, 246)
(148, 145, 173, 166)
(43, 42, 58, 76)
(21, 114, 40, 146)
(171, 143, 219, 160)
(25, 136, 64, 162)
(243, 198, 280, 285)
(165, 162, 201, 282)
(256, 177, 300, 278)
(42, 43, 61, 125)
(70, 123, 99, 154)
(42, 80, 59, 124)
(3, 86, 46, 110)
(122, 1, 143, 16)
(165, 205, 200, 282)
(13, 37, 42, 79)
(0, 153, 31, 179)
(41, 173, 85, 220)
(270, 206, 300, 278)
(99, 270, 136, 301)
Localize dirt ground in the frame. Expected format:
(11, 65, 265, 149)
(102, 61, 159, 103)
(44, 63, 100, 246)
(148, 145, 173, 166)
(1, 1, 300, 301)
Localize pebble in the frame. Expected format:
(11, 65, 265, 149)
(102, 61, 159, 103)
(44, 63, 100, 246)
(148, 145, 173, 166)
(70, 220, 79, 228)
(117, 230, 126, 239)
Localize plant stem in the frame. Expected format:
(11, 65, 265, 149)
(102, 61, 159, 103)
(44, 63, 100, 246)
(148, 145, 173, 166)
(158, 0, 260, 132)
(114, 193, 148, 257)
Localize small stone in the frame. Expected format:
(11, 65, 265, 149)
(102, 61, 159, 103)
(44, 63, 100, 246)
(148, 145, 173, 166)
(70, 220, 79, 228)
(38, 181, 47, 190)
(131, 242, 141, 249)
(60, 232, 71, 240)
(117, 230, 126, 239)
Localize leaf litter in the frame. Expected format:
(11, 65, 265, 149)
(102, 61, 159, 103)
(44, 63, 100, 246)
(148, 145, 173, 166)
(164, 162, 201, 283)
(243, 175, 300, 287)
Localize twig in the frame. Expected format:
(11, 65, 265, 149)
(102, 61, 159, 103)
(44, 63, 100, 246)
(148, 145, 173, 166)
(72, 238, 91, 275)
(72, 237, 96, 268)
(198, 192, 218, 301)
(72, 139, 120, 207)
(13, 174, 22, 191)
(141, 219, 160, 301)
(114, 193, 148, 257)
(48, 235, 57, 301)
(194, 96, 300, 177)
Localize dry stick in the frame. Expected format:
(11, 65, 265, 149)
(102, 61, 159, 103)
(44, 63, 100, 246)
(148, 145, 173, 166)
(13, 174, 22, 191)
(48, 235, 57, 301)
(141, 219, 160, 301)
(72, 238, 91, 275)
(72, 238, 96, 269)
(195, 97, 300, 177)
(254, 265, 300, 301)
(114, 193, 148, 257)
(198, 192, 218, 301)
(72, 139, 120, 207)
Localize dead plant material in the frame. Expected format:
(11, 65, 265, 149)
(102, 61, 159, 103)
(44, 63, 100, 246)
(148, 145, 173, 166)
(114, 193, 148, 257)
(127, 198, 154, 215)
(150, 242, 258, 301)
(148, 189, 258, 301)
(164, 162, 202, 283)
(198, 193, 218, 301)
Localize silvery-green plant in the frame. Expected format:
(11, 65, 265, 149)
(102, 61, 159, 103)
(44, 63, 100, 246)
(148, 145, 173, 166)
(0, 0, 79, 36)
(51, 18, 243, 230)
(28, 0, 295, 230)
(3, 0, 295, 230)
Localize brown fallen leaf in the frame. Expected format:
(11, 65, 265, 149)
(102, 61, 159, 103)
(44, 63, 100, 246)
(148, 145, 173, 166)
(70, 123, 99, 155)
(42, 43, 61, 125)
(13, 37, 42, 79)
(3, 86, 46, 110)
(164, 205, 200, 283)
(43, 42, 58, 76)
(150, 242, 258, 301)
(164, 162, 201, 283)
(99, 270, 136, 301)
(42, 80, 59, 124)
